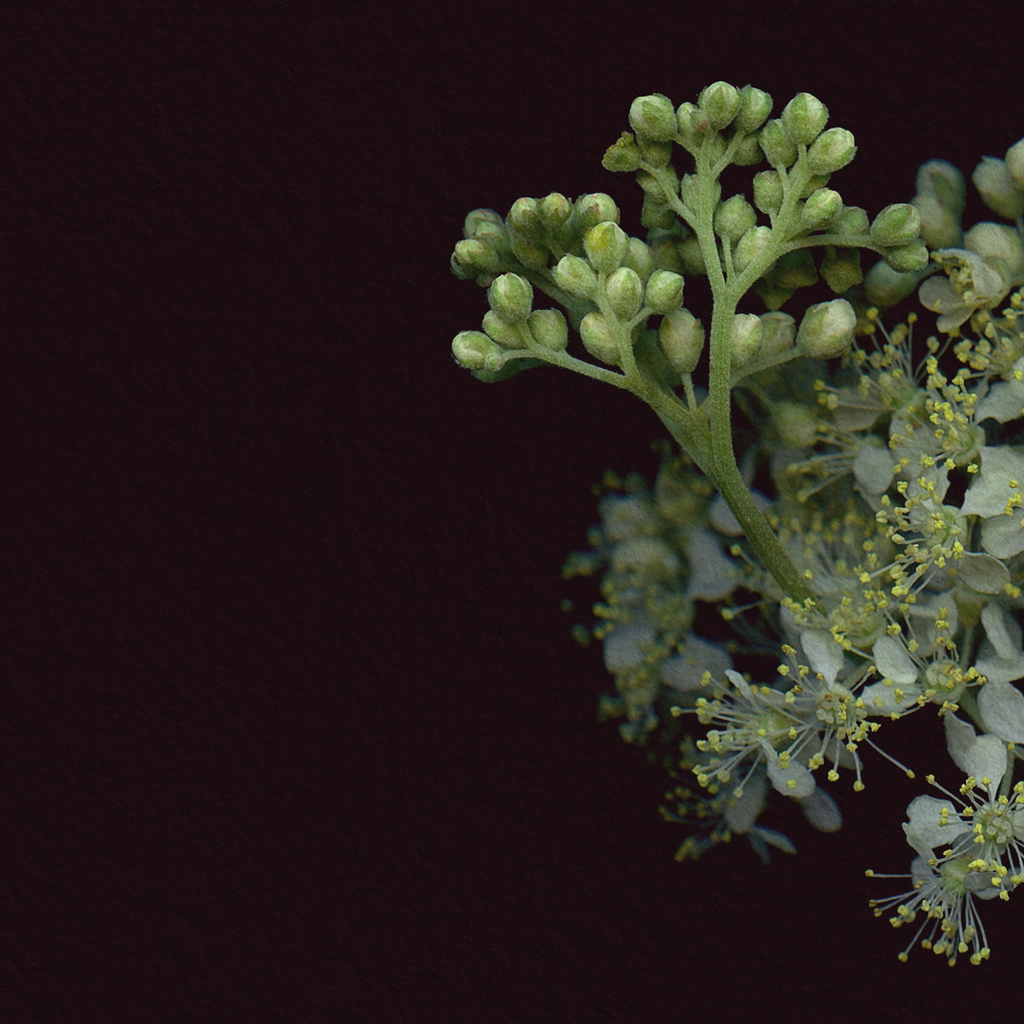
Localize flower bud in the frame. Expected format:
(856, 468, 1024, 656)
(636, 169, 672, 204)
(527, 308, 568, 351)
(1006, 138, 1024, 189)
(714, 195, 757, 243)
(964, 222, 1024, 279)
(552, 255, 598, 300)
(972, 156, 1024, 220)
(798, 174, 831, 200)
(636, 136, 673, 169)
(759, 311, 796, 357)
(678, 236, 706, 275)
(733, 225, 773, 275)
(482, 309, 527, 348)
(864, 259, 921, 308)
(730, 135, 764, 166)
(659, 309, 705, 373)
(605, 267, 644, 320)
(509, 233, 549, 271)
(916, 159, 966, 213)
(622, 237, 654, 281)
(507, 197, 543, 238)
(452, 238, 499, 275)
(731, 313, 764, 368)
(698, 81, 741, 131)
(463, 208, 504, 238)
(487, 273, 533, 323)
(584, 221, 629, 274)
(452, 330, 505, 371)
(629, 93, 678, 142)
(870, 204, 921, 247)
(734, 86, 773, 134)
(640, 193, 677, 229)
(575, 193, 620, 231)
(801, 188, 843, 231)
(831, 205, 869, 236)
(580, 312, 621, 366)
(774, 400, 817, 448)
(807, 127, 856, 175)
(675, 102, 708, 145)
(759, 119, 798, 169)
(880, 240, 929, 273)
(781, 93, 828, 146)
(537, 193, 572, 231)
(912, 193, 961, 250)
(643, 269, 684, 313)
(602, 132, 644, 173)
(795, 299, 856, 358)
(819, 245, 863, 293)
(753, 169, 784, 214)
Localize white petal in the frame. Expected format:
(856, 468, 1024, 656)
(975, 377, 1024, 423)
(659, 635, 732, 692)
(873, 635, 918, 684)
(954, 552, 1010, 593)
(903, 794, 969, 859)
(685, 527, 737, 601)
(861, 679, 921, 716)
(981, 513, 1024, 558)
(944, 712, 979, 775)
(761, 740, 816, 798)
(603, 615, 656, 672)
(800, 787, 843, 832)
(801, 629, 843, 685)
(944, 713, 1007, 793)
(723, 769, 768, 834)
(752, 826, 796, 855)
(982, 603, 1021, 661)
(978, 680, 1024, 743)
(960, 447, 1024, 519)
(853, 440, 895, 495)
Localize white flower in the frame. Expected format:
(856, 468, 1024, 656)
(918, 248, 1011, 333)
(975, 604, 1024, 684)
(903, 793, 971, 861)
(684, 526, 738, 602)
(659, 634, 732, 693)
(869, 856, 996, 965)
(977, 679, 1024, 743)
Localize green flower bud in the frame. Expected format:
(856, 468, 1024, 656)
(575, 193, 620, 231)
(912, 193, 962, 250)
(646, 232, 685, 275)
(864, 259, 921, 309)
(482, 309, 528, 348)
(819, 245, 863, 293)
(773, 249, 818, 289)
(831, 205, 869, 236)
(774, 400, 818, 448)
(463, 208, 504, 238)
(452, 238, 499, 275)
(806, 127, 856, 175)
(659, 309, 705, 373)
(733, 225, 773, 275)
(487, 272, 534, 322)
(880, 240, 929, 273)
(552, 255, 598, 300)
(527, 308, 568, 351)
(636, 136, 673, 169)
(917, 159, 966, 213)
(798, 173, 831, 200)
(801, 188, 843, 231)
(675, 102, 707, 145)
(714, 194, 757, 243)
(704, 131, 728, 166)
(584, 221, 629, 274)
(972, 156, 1024, 220)
(795, 299, 856, 358)
(538, 192, 573, 229)
(636, 169, 672, 204)
(731, 313, 764, 368)
(759, 311, 796, 357)
(870, 204, 921, 247)
(643, 269, 684, 314)
(698, 81, 741, 131)
(452, 330, 505, 371)
(734, 86, 773, 134)
(622, 237, 654, 281)
(753, 169, 784, 214)
(507, 197, 543, 238)
(730, 135, 764, 166)
(629, 94, 678, 142)
(580, 312, 621, 366)
(509, 233, 549, 271)
(605, 267, 645, 320)
(759, 119, 798, 169)
(678, 236, 706, 275)
(1006, 138, 1024, 189)
(450, 251, 477, 281)
(781, 93, 828, 146)
(640, 193, 676, 229)
(602, 132, 644, 173)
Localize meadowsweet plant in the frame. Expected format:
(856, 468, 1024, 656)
(448, 83, 1024, 965)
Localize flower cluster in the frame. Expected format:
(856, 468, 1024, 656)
(448, 82, 1024, 965)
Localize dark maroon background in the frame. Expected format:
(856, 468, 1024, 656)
(5, 2, 1023, 1020)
